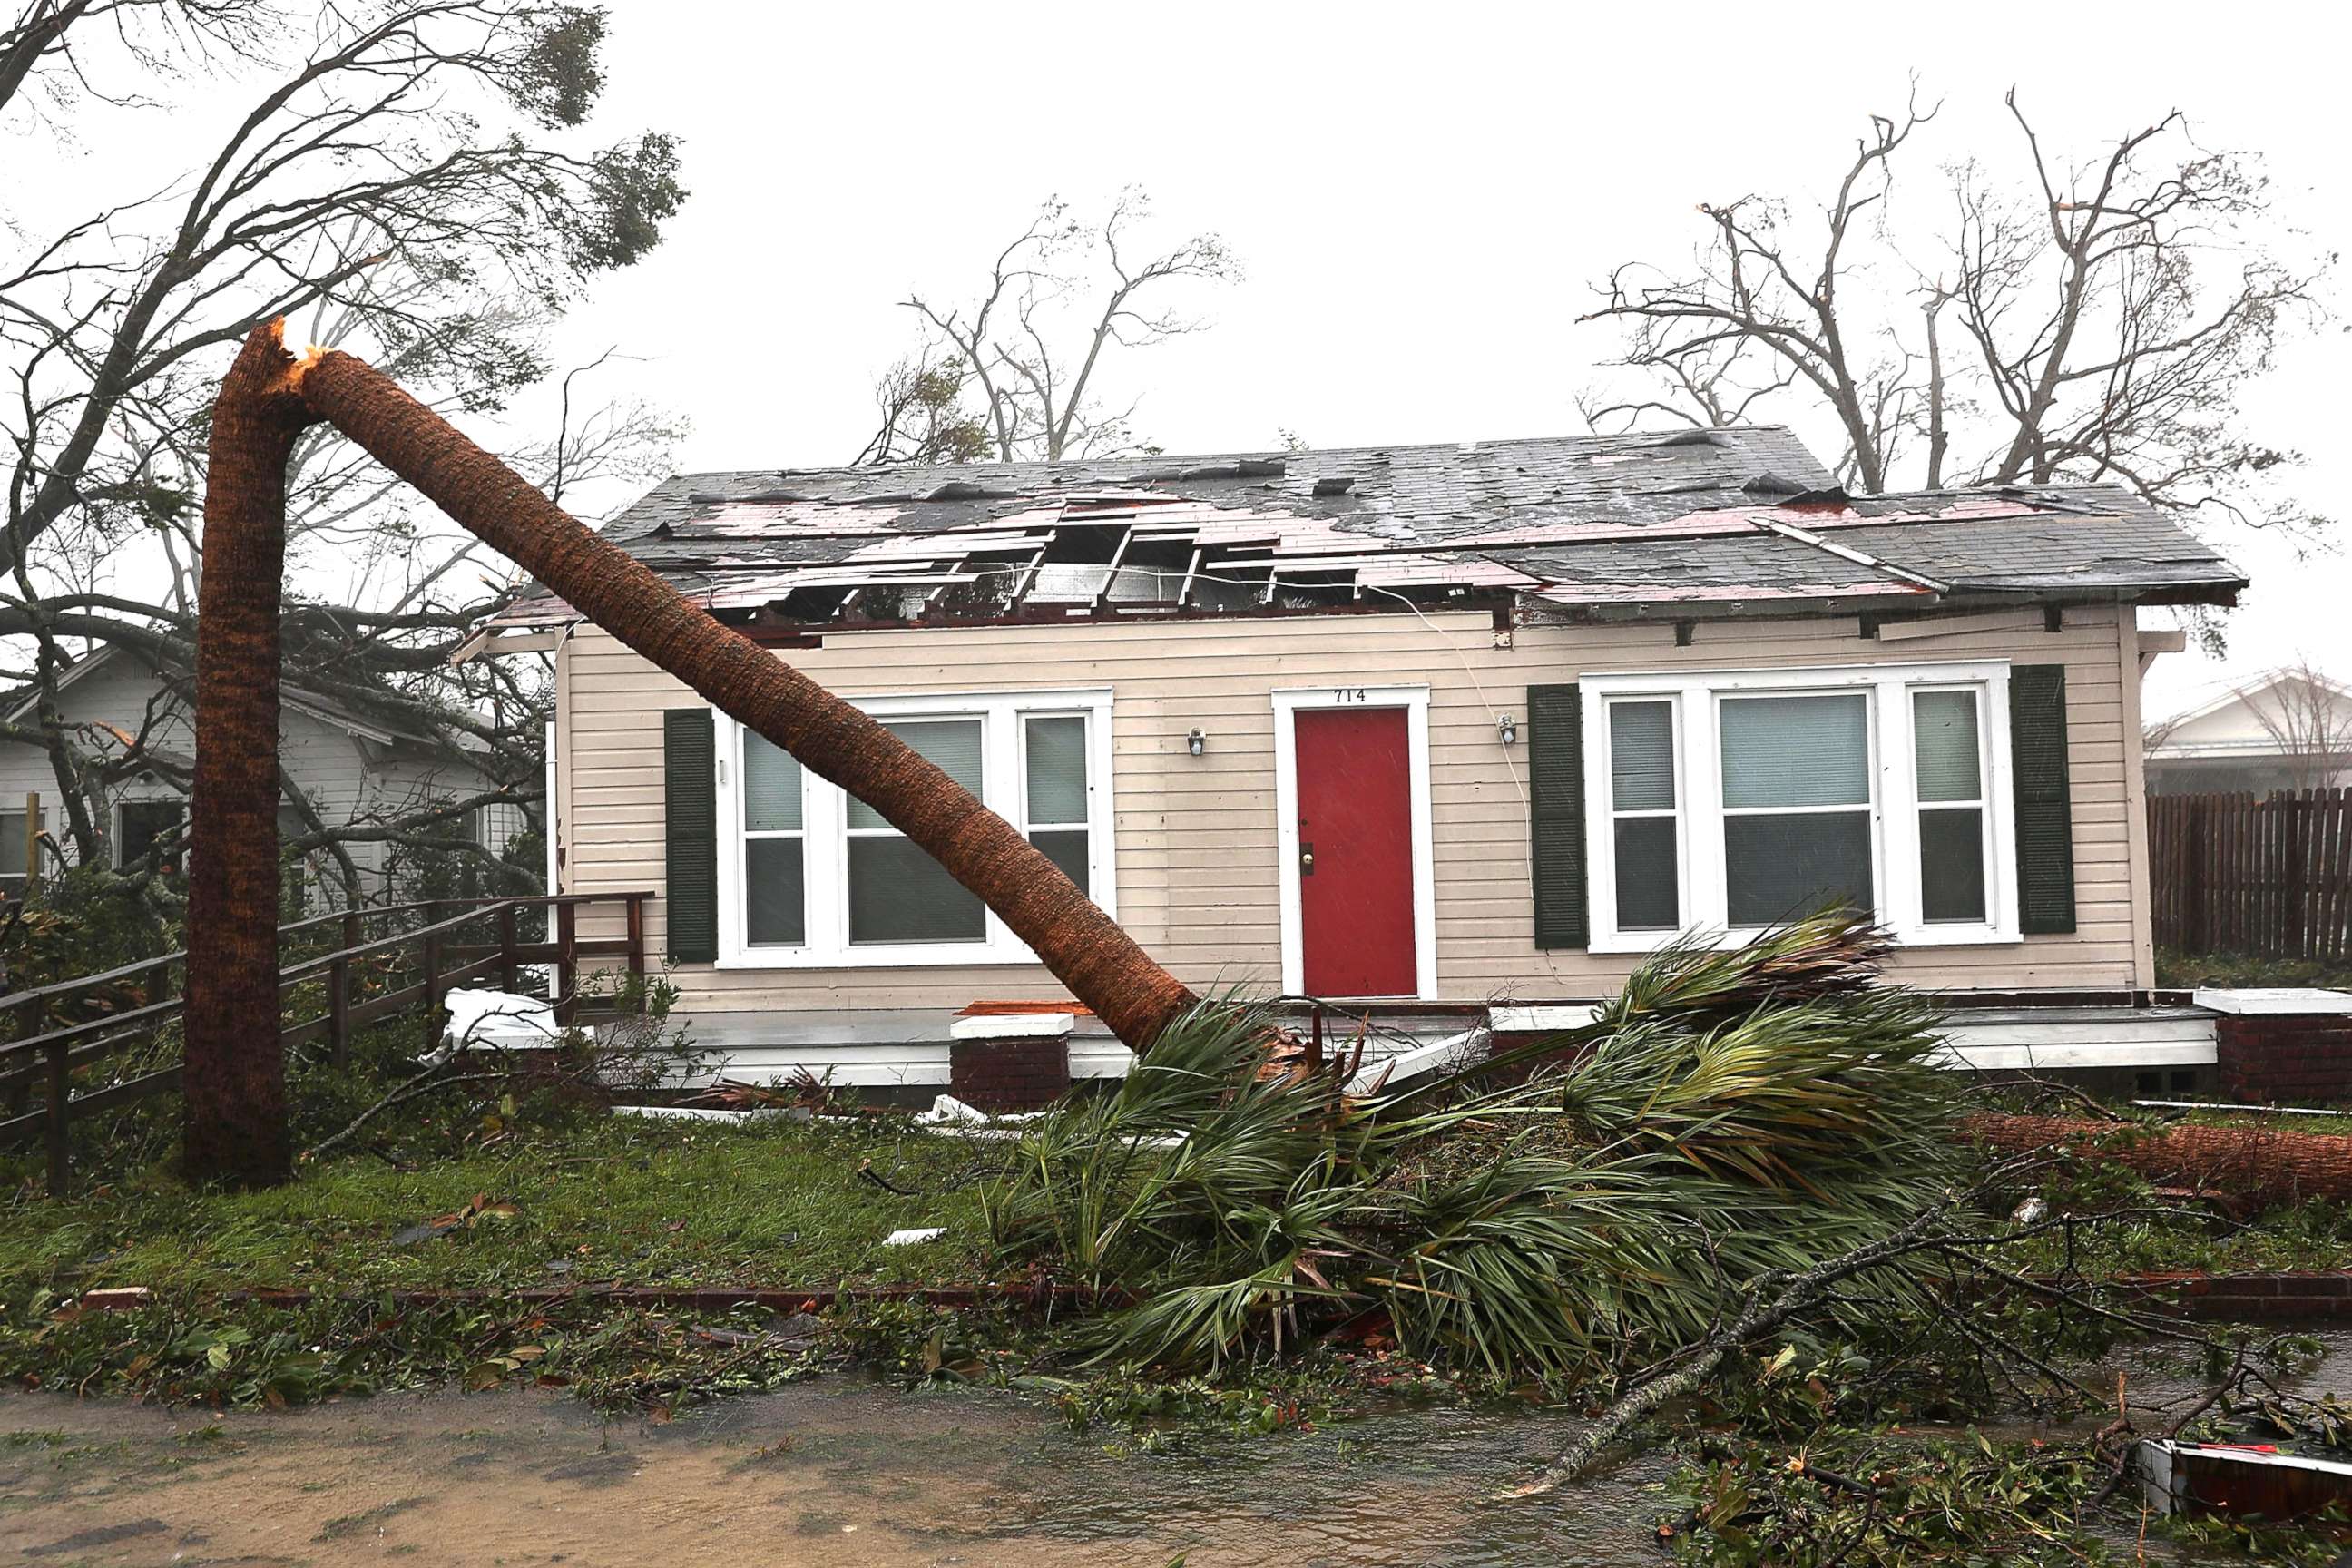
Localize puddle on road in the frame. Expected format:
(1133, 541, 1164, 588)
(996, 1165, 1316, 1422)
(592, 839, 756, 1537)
(0, 1378, 1675, 1566)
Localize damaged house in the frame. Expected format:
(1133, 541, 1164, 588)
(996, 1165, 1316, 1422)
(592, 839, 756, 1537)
(477, 428, 2246, 1095)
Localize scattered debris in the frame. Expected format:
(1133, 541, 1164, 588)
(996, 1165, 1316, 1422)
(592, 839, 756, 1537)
(2138, 1438, 2352, 1521)
(389, 1192, 517, 1246)
(916, 1093, 1033, 1127)
(909, 1094, 1049, 1142)
(435, 988, 563, 1063)
(76, 1287, 152, 1311)
(1343, 1027, 1484, 1095)
(611, 1103, 808, 1124)
(2134, 1099, 2347, 1118)
(857, 1160, 920, 1197)
(882, 1228, 946, 1248)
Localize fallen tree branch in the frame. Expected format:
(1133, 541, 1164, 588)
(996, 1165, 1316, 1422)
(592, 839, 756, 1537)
(301, 1068, 514, 1163)
(1507, 1193, 1965, 1496)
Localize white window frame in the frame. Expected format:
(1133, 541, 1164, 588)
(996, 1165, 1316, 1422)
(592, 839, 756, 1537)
(714, 688, 1116, 968)
(1271, 684, 1438, 1001)
(1580, 660, 2017, 953)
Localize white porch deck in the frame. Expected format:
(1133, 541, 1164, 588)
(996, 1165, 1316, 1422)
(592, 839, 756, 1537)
(669, 999, 2220, 1089)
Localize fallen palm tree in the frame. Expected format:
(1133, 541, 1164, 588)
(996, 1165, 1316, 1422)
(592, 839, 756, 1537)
(986, 912, 1968, 1379)
(1965, 1111, 2352, 1208)
(186, 323, 1196, 1186)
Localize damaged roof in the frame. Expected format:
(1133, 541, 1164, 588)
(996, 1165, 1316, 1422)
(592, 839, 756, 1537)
(496, 429, 2243, 632)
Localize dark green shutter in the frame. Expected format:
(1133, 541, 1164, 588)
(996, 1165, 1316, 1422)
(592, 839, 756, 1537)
(1528, 683, 1589, 949)
(663, 708, 720, 962)
(2009, 665, 2075, 935)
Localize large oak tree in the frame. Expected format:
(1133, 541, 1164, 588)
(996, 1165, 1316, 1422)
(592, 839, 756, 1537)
(1580, 87, 2328, 538)
(3, 2, 683, 900)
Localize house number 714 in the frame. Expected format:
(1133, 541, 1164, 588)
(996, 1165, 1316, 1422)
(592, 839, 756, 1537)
(1332, 687, 1368, 702)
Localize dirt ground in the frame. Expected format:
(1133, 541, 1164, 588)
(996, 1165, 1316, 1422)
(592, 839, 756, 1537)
(0, 1378, 1671, 1567)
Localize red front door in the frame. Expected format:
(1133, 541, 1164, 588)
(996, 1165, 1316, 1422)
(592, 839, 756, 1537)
(1294, 706, 1417, 996)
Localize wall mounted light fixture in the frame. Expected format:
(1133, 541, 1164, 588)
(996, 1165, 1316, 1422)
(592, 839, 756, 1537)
(1186, 729, 1207, 757)
(1496, 713, 1519, 747)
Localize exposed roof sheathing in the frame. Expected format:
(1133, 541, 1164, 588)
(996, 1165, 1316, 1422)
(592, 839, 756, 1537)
(496, 429, 2242, 631)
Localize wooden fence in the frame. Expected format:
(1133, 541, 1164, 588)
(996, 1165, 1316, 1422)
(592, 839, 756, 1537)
(2151, 789, 2352, 960)
(0, 891, 649, 1192)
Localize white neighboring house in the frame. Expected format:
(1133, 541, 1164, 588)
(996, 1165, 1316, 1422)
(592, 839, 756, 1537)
(2144, 667, 2352, 797)
(0, 645, 532, 905)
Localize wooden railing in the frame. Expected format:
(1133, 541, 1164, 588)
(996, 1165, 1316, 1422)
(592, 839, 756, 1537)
(0, 891, 650, 1191)
(2151, 789, 2352, 960)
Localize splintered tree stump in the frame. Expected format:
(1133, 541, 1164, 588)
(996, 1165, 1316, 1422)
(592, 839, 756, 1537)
(183, 322, 1195, 1183)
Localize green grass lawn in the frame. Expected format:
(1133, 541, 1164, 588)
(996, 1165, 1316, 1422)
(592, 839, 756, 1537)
(14, 1097, 2352, 1309)
(0, 1112, 999, 1298)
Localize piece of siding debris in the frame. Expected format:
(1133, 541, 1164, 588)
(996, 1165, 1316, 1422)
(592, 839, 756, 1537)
(881, 1228, 946, 1247)
(78, 1287, 152, 1311)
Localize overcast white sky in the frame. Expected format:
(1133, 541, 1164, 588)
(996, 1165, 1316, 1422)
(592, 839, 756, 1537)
(20, 0, 2351, 718)
(538, 0, 2349, 720)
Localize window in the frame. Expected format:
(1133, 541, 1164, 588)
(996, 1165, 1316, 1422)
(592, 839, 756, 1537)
(1581, 662, 2016, 951)
(848, 719, 987, 945)
(741, 733, 808, 946)
(1913, 688, 1989, 924)
(1606, 699, 1680, 930)
(0, 808, 28, 900)
(718, 689, 1114, 967)
(115, 799, 184, 874)
(1719, 692, 1875, 926)
(1022, 715, 1093, 896)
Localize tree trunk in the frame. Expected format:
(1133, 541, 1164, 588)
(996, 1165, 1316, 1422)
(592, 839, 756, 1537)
(1966, 1112, 2352, 1208)
(279, 328, 1195, 1049)
(182, 327, 318, 1187)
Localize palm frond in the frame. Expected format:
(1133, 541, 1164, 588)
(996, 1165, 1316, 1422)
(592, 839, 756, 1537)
(985, 917, 1965, 1382)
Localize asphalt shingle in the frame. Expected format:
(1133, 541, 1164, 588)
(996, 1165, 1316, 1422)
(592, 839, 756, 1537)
(497, 431, 2242, 627)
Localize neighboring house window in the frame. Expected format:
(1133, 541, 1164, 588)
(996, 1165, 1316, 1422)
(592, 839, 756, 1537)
(475, 801, 527, 857)
(716, 689, 1115, 967)
(1581, 662, 2016, 951)
(115, 799, 185, 874)
(0, 808, 28, 899)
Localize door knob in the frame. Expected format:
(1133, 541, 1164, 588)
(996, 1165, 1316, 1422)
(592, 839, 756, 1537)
(1300, 842, 1315, 875)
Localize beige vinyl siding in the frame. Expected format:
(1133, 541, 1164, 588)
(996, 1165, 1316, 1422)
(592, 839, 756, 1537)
(555, 602, 2152, 1011)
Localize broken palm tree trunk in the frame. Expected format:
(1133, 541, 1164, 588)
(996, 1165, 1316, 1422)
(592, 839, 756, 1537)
(1966, 1112, 2352, 1208)
(183, 328, 320, 1187)
(184, 323, 1195, 1184)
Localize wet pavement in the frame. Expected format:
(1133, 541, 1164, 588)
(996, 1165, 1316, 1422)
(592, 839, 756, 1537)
(4, 1333, 2347, 1564)
(0, 1378, 1674, 1566)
